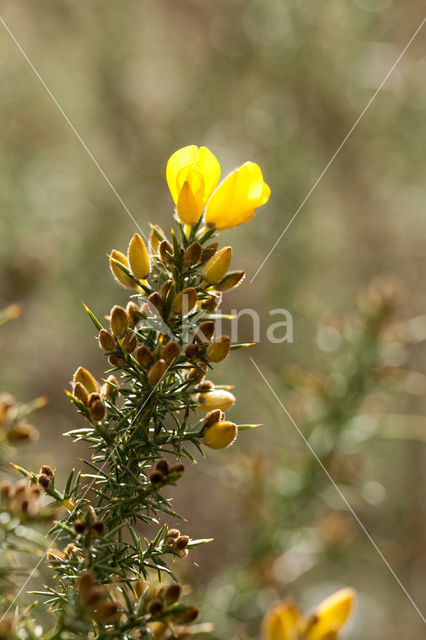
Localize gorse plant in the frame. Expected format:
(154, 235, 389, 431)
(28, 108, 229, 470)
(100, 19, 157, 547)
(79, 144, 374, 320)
(1, 146, 272, 639)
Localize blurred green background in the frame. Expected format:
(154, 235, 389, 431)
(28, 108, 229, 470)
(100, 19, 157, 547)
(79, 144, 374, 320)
(0, 1, 425, 638)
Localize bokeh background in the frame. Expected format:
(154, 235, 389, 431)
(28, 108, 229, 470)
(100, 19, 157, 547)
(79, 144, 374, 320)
(1, 1, 425, 638)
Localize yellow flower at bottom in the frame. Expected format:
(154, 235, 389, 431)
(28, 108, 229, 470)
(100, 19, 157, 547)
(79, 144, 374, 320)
(205, 161, 270, 229)
(306, 589, 355, 640)
(197, 389, 236, 412)
(166, 145, 220, 225)
(262, 589, 355, 640)
(204, 420, 237, 449)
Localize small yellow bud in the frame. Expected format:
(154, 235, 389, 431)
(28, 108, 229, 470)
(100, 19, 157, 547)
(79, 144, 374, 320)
(204, 420, 237, 449)
(109, 249, 137, 289)
(206, 335, 231, 362)
(172, 288, 197, 315)
(148, 359, 167, 386)
(110, 305, 128, 337)
(128, 233, 150, 280)
(176, 181, 202, 226)
(198, 389, 236, 412)
(203, 246, 232, 284)
(216, 270, 246, 291)
(73, 367, 97, 394)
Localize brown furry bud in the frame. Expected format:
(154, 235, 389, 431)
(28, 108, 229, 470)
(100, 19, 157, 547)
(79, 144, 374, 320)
(88, 395, 106, 422)
(0, 482, 13, 500)
(159, 279, 174, 301)
(37, 473, 52, 490)
(198, 380, 214, 391)
(187, 363, 207, 384)
(172, 288, 197, 315)
(155, 459, 170, 475)
(73, 519, 86, 534)
(159, 240, 173, 265)
(7, 423, 37, 442)
(183, 241, 202, 268)
(176, 535, 190, 550)
(73, 381, 89, 405)
(77, 570, 95, 595)
(167, 528, 180, 539)
(174, 606, 200, 625)
(206, 335, 231, 362)
(164, 583, 181, 606)
(149, 470, 164, 487)
(92, 520, 105, 536)
(148, 292, 164, 315)
(160, 341, 180, 364)
(169, 463, 185, 475)
(148, 598, 163, 617)
(135, 345, 153, 369)
(40, 465, 54, 478)
(201, 242, 219, 263)
(184, 343, 199, 360)
(148, 359, 167, 386)
(122, 331, 137, 353)
(203, 409, 223, 429)
(108, 354, 123, 367)
(195, 321, 215, 344)
(110, 305, 128, 337)
(98, 329, 115, 351)
(126, 301, 140, 326)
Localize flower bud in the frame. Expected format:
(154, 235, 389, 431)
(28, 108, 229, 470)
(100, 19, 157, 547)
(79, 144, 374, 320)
(135, 345, 153, 369)
(122, 331, 137, 353)
(206, 335, 231, 362)
(198, 389, 236, 412)
(201, 291, 222, 312)
(174, 606, 200, 625)
(176, 181, 201, 226)
(92, 520, 105, 536)
(187, 362, 207, 384)
(110, 305, 128, 337)
(98, 329, 115, 352)
(183, 241, 202, 268)
(155, 459, 170, 475)
(102, 375, 119, 400)
(176, 535, 190, 550)
(40, 465, 54, 478)
(159, 279, 174, 300)
(150, 224, 165, 254)
(159, 240, 173, 265)
(160, 341, 180, 364)
(128, 233, 150, 280)
(164, 583, 181, 606)
(73, 367, 97, 394)
(184, 343, 199, 360)
(172, 288, 197, 315)
(96, 601, 119, 622)
(216, 270, 246, 291)
(109, 249, 137, 289)
(204, 421, 237, 449)
(201, 242, 219, 263)
(169, 463, 185, 475)
(148, 292, 164, 315)
(88, 394, 106, 422)
(203, 246, 232, 284)
(195, 321, 215, 344)
(203, 409, 223, 429)
(37, 473, 52, 490)
(7, 423, 37, 442)
(126, 301, 140, 326)
(148, 359, 167, 386)
(150, 470, 164, 486)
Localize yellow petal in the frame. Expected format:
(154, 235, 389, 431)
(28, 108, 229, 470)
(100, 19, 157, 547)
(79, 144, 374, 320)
(204, 421, 237, 449)
(306, 589, 355, 640)
(262, 601, 303, 640)
(166, 145, 198, 204)
(205, 162, 270, 230)
(166, 145, 220, 209)
(203, 246, 232, 284)
(176, 181, 202, 225)
(197, 389, 236, 412)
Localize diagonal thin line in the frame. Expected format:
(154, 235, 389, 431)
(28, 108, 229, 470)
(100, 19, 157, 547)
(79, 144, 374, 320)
(1, 360, 173, 622)
(250, 356, 426, 624)
(0, 15, 148, 243)
(250, 18, 426, 283)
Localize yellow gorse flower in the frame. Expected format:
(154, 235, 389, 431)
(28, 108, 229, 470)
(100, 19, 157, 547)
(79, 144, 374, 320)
(166, 146, 270, 229)
(263, 589, 355, 640)
(166, 145, 221, 225)
(205, 161, 270, 229)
